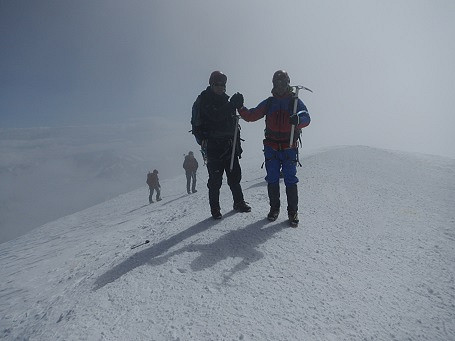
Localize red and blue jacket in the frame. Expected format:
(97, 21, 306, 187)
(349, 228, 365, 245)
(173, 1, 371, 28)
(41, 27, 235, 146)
(238, 93, 310, 150)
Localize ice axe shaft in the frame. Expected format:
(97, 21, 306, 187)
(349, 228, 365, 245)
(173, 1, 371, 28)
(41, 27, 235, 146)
(289, 85, 312, 146)
(230, 115, 240, 172)
(131, 240, 150, 249)
(289, 85, 303, 146)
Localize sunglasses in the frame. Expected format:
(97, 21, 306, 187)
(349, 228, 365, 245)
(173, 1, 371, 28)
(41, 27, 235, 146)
(213, 83, 226, 87)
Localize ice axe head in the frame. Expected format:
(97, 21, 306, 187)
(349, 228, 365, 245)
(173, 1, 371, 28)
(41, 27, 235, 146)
(291, 85, 313, 95)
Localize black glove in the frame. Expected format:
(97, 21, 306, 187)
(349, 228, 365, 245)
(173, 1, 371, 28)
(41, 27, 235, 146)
(289, 113, 300, 125)
(230, 92, 244, 109)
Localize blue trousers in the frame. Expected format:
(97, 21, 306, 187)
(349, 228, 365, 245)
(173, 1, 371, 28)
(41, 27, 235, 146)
(264, 146, 299, 213)
(264, 146, 299, 186)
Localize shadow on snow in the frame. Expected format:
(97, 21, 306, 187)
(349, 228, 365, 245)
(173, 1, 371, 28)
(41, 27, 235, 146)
(148, 219, 287, 284)
(93, 214, 286, 290)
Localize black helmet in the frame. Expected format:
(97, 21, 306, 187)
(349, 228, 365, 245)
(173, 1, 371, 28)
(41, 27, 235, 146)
(272, 70, 290, 85)
(189, 151, 194, 155)
(153, 169, 158, 174)
(209, 71, 227, 85)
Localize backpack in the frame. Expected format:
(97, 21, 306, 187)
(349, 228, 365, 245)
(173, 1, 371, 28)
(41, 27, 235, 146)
(146, 172, 158, 186)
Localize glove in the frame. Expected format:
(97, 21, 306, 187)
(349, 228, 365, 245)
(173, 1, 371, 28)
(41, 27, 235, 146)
(289, 113, 300, 125)
(230, 92, 244, 109)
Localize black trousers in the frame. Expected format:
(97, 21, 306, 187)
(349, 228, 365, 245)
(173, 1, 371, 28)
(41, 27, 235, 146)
(186, 171, 197, 193)
(148, 186, 160, 203)
(206, 139, 244, 210)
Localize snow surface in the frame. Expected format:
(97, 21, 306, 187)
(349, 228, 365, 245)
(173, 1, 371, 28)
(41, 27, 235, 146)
(0, 146, 454, 340)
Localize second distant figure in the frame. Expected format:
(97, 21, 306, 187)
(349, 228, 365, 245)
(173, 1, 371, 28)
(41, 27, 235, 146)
(146, 169, 162, 204)
(183, 151, 199, 194)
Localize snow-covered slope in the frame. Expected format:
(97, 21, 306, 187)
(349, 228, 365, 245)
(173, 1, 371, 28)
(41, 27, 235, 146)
(0, 146, 454, 340)
(0, 119, 195, 243)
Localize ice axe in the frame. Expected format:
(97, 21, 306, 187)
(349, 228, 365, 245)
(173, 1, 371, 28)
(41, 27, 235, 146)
(230, 114, 240, 172)
(131, 240, 150, 249)
(289, 85, 313, 146)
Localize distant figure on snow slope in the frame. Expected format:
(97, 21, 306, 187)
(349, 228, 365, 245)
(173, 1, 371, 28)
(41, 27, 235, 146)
(146, 169, 161, 204)
(183, 151, 199, 194)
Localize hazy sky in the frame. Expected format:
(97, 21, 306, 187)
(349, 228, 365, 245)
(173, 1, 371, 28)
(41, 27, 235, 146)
(1, 0, 454, 158)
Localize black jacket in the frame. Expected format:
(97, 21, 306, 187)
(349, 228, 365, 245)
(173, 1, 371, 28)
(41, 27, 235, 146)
(191, 87, 237, 143)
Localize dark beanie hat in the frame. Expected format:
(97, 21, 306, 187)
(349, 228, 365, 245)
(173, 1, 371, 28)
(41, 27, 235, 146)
(209, 71, 227, 85)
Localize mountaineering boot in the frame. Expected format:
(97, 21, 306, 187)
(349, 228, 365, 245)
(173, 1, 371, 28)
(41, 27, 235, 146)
(233, 201, 251, 212)
(211, 208, 222, 220)
(192, 189, 197, 193)
(156, 197, 162, 202)
(267, 207, 280, 221)
(288, 211, 299, 227)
